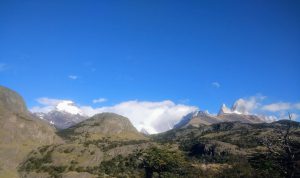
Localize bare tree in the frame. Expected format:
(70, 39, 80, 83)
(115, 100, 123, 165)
(262, 113, 297, 178)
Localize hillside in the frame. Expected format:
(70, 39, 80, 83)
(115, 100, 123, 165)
(59, 112, 146, 141)
(0, 86, 63, 178)
(20, 119, 300, 177)
(19, 112, 150, 178)
(154, 121, 300, 177)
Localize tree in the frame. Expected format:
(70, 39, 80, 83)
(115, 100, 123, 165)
(262, 113, 298, 178)
(141, 147, 186, 178)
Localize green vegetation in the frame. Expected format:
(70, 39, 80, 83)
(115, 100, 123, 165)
(141, 146, 188, 178)
(19, 120, 300, 178)
(83, 137, 149, 151)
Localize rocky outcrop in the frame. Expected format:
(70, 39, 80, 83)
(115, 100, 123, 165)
(0, 86, 62, 178)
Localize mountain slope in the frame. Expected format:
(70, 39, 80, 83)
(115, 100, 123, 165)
(154, 121, 300, 177)
(20, 113, 151, 178)
(59, 112, 146, 141)
(175, 105, 266, 129)
(0, 86, 63, 178)
(34, 110, 87, 129)
(20, 118, 300, 178)
(33, 100, 88, 129)
(174, 111, 222, 128)
(217, 113, 264, 123)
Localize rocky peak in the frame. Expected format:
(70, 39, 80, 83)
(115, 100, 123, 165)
(34, 110, 87, 129)
(0, 86, 27, 114)
(218, 104, 232, 115)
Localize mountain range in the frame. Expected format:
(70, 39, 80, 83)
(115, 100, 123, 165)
(32, 99, 272, 134)
(0, 85, 299, 178)
(174, 109, 265, 129)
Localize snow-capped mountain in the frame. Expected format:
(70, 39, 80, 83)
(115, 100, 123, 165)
(55, 100, 83, 115)
(33, 101, 87, 129)
(174, 110, 222, 128)
(218, 104, 233, 115)
(218, 103, 246, 115)
(175, 103, 268, 129)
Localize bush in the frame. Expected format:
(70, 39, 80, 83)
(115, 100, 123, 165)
(141, 147, 187, 177)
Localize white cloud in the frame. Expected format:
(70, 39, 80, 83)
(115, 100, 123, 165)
(262, 102, 292, 112)
(30, 97, 72, 113)
(37, 97, 65, 106)
(30, 105, 55, 113)
(56, 100, 83, 115)
(212, 82, 220, 88)
(261, 102, 300, 112)
(80, 100, 198, 134)
(294, 103, 300, 110)
(229, 96, 300, 121)
(30, 98, 198, 134)
(68, 75, 78, 80)
(92, 98, 107, 103)
(231, 95, 265, 114)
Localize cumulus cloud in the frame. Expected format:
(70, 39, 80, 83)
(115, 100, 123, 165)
(80, 100, 198, 133)
(231, 95, 265, 114)
(30, 99, 198, 134)
(229, 96, 300, 121)
(68, 75, 78, 80)
(261, 102, 291, 112)
(212, 82, 221, 88)
(92, 98, 107, 103)
(261, 102, 300, 112)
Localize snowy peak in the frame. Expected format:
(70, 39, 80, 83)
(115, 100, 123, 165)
(193, 110, 210, 117)
(174, 110, 216, 129)
(218, 102, 248, 116)
(33, 101, 87, 129)
(218, 104, 233, 115)
(231, 99, 249, 115)
(55, 100, 83, 115)
(176, 102, 270, 129)
(33, 110, 87, 129)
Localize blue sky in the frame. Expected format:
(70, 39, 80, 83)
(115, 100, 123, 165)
(1, 0, 300, 124)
